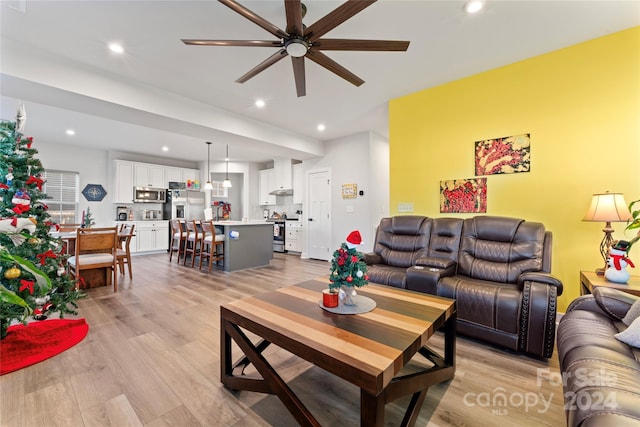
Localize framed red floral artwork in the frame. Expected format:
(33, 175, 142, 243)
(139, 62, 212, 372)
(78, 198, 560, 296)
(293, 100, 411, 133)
(440, 178, 487, 213)
(475, 133, 530, 176)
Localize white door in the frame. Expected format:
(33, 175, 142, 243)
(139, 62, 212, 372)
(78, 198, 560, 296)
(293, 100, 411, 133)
(306, 169, 331, 260)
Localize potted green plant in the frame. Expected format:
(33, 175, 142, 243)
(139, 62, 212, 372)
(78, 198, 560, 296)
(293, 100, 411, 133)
(625, 199, 640, 254)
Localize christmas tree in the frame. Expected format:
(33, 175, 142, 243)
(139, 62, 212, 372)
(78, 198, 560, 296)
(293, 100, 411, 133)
(328, 230, 369, 290)
(0, 118, 83, 339)
(82, 206, 95, 228)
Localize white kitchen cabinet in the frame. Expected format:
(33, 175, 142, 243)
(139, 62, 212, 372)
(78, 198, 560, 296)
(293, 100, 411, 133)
(285, 220, 303, 253)
(292, 163, 303, 205)
(273, 158, 292, 192)
(113, 160, 135, 203)
(165, 167, 183, 183)
(134, 221, 169, 252)
(258, 169, 276, 206)
(164, 167, 200, 187)
(135, 163, 165, 188)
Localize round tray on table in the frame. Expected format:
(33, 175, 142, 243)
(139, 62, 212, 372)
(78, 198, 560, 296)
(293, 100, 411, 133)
(318, 295, 376, 314)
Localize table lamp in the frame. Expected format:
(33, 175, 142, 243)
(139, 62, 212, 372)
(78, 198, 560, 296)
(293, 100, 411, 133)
(583, 191, 632, 275)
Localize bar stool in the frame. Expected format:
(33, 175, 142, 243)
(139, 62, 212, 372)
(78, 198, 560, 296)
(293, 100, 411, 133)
(169, 219, 187, 263)
(184, 220, 202, 267)
(200, 220, 225, 272)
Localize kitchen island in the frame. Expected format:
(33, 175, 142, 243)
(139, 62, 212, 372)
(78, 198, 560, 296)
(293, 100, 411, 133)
(212, 220, 273, 272)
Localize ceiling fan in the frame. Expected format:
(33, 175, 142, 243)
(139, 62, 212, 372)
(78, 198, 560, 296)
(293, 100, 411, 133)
(181, 0, 410, 97)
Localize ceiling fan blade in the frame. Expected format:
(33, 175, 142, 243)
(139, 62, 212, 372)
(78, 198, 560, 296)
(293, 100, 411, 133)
(219, 0, 288, 39)
(182, 39, 283, 48)
(236, 49, 289, 83)
(284, 0, 303, 36)
(312, 38, 409, 51)
(305, 0, 376, 42)
(291, 56, 306, 97)
(305, 50, 364, 87)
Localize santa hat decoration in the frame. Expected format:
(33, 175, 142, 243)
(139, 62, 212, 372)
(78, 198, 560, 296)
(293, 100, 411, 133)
(345, 230, 362, 249)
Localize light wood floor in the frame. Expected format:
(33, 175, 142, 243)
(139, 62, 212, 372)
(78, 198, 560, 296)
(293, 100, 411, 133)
(0, 253, 566, 427)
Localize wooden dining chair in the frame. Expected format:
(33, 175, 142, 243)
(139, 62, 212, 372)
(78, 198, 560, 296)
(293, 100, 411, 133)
(57, 223, 82, 253)
(169, 219, 187, 263)
(67, 226, 118, 292)
(58, 223, 82, 232)
(199, 220, 225, 272)
(116, 223, 135, 279)
(184, 220, 202, 267)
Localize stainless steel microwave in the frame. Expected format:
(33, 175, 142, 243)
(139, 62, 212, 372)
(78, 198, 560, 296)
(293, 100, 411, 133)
(133, 187, 166, 203)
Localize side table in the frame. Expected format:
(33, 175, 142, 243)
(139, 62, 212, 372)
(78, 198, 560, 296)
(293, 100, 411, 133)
(580, 270, 640, 297)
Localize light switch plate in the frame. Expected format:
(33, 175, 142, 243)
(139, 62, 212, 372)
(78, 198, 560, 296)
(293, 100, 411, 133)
(397, 202, 414, 213)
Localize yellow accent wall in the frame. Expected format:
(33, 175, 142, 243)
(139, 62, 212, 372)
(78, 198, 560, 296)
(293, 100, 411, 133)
(389, 27, 640, 312)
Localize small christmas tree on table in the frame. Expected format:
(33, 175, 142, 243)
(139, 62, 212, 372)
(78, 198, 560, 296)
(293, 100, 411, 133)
(0, 118, 83, 339)
(329, 231, 369, 306)
(82, 207, 95, 228)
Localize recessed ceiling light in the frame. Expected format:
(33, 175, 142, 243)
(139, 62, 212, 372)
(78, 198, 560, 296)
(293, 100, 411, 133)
(255, 99, 265, 108)
(162, 146, 169, 152)
(108, 42, 124, 54)
(464, 0, 484, 14)
(317, 124, 326, 132)
(65, 129, 75, 136)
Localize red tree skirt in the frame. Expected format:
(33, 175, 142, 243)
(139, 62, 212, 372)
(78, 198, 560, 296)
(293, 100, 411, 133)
(0, 318, 89, 375)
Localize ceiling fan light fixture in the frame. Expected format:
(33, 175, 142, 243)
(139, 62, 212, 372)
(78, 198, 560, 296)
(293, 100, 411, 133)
(285, 39, 308, 57)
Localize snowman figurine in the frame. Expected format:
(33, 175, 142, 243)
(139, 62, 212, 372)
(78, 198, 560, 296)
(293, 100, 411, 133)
(605, 240, 635, 284)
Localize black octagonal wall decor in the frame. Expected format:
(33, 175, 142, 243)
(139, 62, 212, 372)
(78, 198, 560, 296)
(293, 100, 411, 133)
(82, 184, 107, 202)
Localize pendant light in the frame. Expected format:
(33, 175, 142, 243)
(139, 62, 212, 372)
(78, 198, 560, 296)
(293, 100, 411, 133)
(222, 144, 232, 188)
(204, 141, 213, 190)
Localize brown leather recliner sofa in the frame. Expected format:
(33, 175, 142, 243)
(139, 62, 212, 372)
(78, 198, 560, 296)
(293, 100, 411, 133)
(364, 215, 563, 358)
(556, 287, 640, 426)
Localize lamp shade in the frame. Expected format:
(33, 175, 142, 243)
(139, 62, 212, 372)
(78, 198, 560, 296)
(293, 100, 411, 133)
(583, 192, 632, 222)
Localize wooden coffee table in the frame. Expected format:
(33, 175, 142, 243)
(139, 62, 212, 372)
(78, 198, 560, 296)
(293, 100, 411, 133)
(220, 278, 456, 427)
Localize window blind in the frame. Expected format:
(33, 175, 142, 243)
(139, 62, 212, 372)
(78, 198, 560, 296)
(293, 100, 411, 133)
(43, 170, 79, 224)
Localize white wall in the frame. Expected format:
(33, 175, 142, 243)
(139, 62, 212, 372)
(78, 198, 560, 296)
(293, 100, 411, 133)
(36, 141, 113, 226)
(369, 131, 390, 247)
(303, 131, 389, 254)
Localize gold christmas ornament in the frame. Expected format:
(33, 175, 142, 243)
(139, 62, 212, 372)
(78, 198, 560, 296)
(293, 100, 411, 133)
(4, 267, 21, 279)
(28, 237, 40, 245)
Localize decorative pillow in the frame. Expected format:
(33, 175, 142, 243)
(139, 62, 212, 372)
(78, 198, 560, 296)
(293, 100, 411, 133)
(616, 316, 640, 348)
(622, 299, 640, 326)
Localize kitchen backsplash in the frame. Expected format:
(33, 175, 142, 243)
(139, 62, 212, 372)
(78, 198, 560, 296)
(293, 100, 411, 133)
(253, 195, 302, 220)
(115, 203, 165, 221)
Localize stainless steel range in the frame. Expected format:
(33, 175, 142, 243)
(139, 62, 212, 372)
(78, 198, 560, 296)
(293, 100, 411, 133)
(269, 220, 286, 252)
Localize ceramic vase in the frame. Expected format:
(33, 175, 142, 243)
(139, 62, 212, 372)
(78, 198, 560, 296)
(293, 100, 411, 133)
(341, 286, 357, 306)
